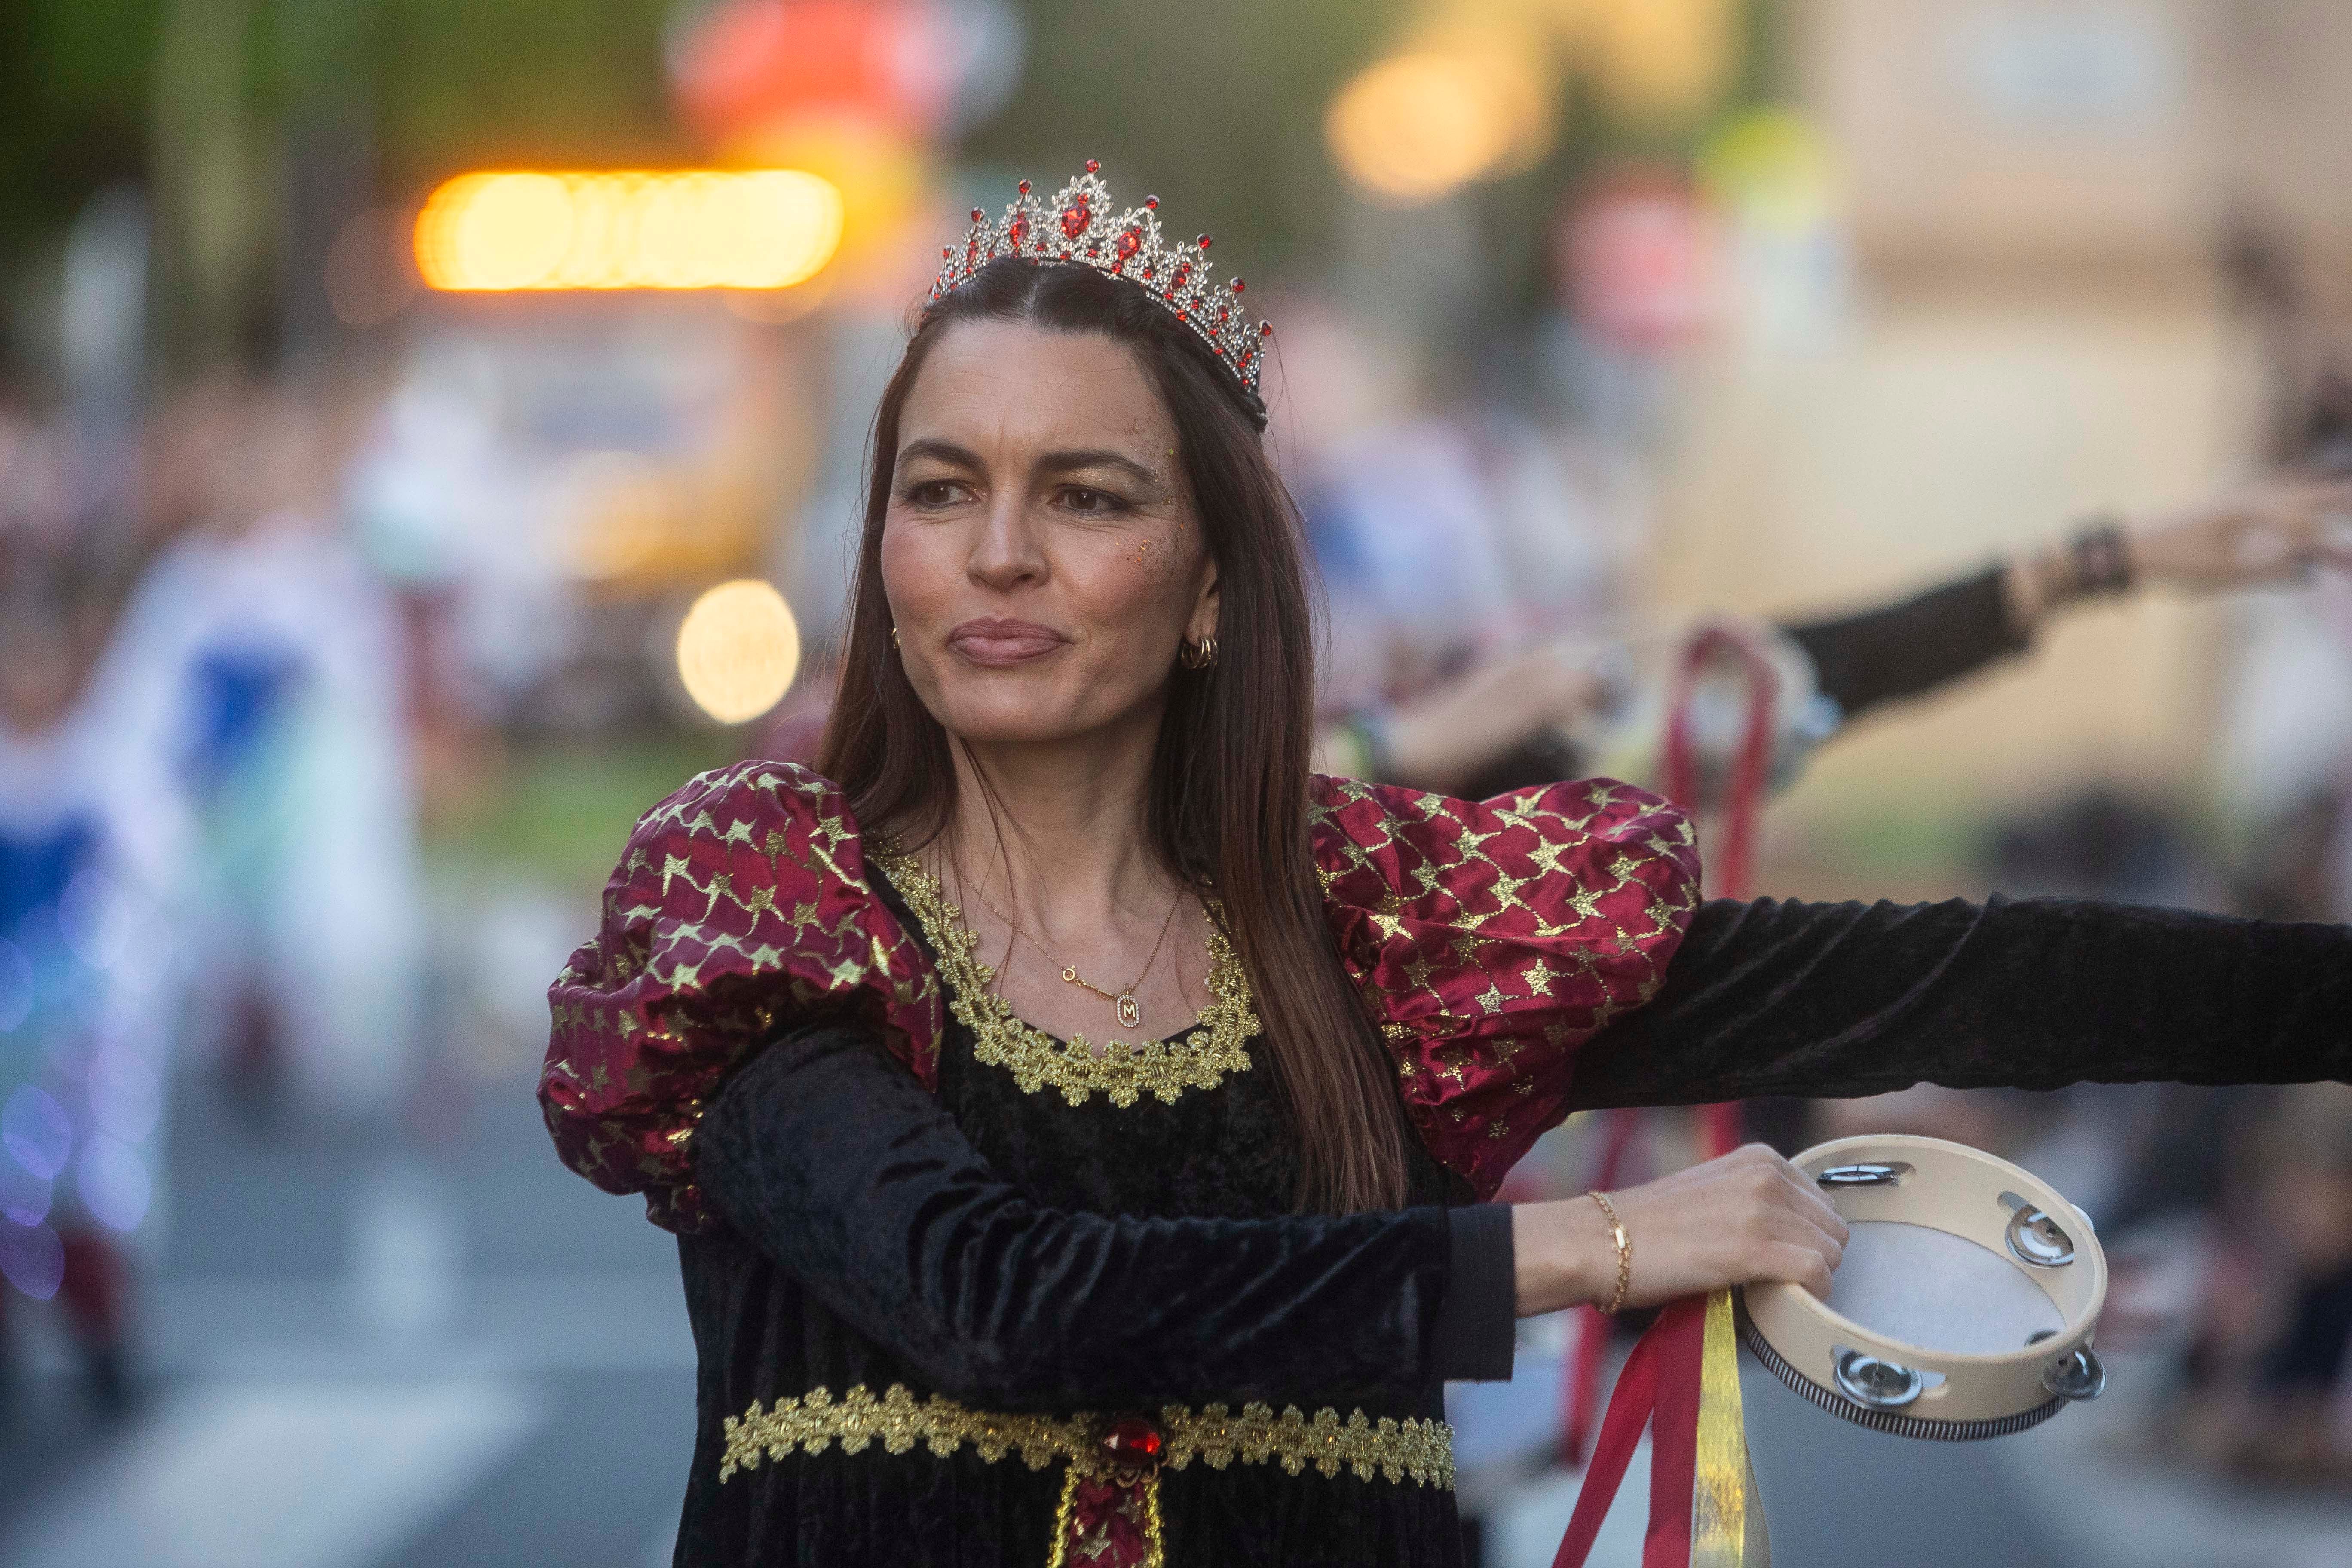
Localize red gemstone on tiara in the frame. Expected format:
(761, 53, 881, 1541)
(1085, 158, 1101, 174)
(941, 247, 952, 259)
(1261, 322, 1274, 336)
(1060, 202, 1090, 239)
(1230, 278, 1245, 294)
(1145, 195, 1160, 210)
(1114, 228, 1142, 263)
(1017, 180, 1031, 194)
(970, 208, 984, 223)
(1009, 213, 1029, 249)
(1197, 234, 1212, 249)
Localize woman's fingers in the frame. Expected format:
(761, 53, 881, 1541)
(1759, 1239, 1838, 1301)
(1761, 1152, 1850, 1245)
(1717, 1143, 1850, 1246)
(2135, 476, 2352, 586)
(1757, 1191, 1845, 1270)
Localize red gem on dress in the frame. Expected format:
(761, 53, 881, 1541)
(1102, 1417, 1162, 1467)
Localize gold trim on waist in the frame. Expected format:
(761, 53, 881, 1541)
(718, 1383, 1454, 1489)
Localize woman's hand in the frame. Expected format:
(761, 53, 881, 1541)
(2005, 475, 2352, 629)
(2130, 475, 2352, 590)
(1510, 1143, 1849, 1317)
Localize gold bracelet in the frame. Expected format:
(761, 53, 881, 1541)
(1587, 1190, 1631, 1315)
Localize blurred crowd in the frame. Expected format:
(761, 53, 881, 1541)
(1, 371, 426, 1407)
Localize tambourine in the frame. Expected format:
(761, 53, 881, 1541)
(1738, 1134, 2108, 1441)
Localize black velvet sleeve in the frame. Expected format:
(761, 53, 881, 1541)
(1567, 894, 2352, 1109)
(1781, 566, 2029, 723)
(696, 1020, 1494, 1411)
(1434, 1205, 1515, 1382)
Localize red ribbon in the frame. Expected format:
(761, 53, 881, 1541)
(1558, 625, 1783, 1560)
(1553, 1297, 1708, 1568)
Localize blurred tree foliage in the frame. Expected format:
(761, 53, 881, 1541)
(2, 0, 688, 370)
(1, 0, 685, 246)
(962, 0, 1406, 275)
(0, 0, 1774, 374)
(0, 0, 1406, 320)
(0, 0, 163, 266)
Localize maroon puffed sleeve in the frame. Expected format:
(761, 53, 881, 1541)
(539, 760, 941, 1232)
(1310, 775, 1701, 1199)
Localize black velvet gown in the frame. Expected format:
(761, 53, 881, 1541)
(676, 863, 1482, 1566)
(669, 868, 2352, 1566)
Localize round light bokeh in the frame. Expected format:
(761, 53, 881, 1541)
(676, 579, 802, 725)
(1325, 47, 1553, 205)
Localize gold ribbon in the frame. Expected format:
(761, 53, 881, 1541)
(1690, 1289, 1771, 1566)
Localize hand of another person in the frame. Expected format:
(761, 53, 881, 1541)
(1510, 1143, 1849, 1317)
(1381, 646, 1602, 794)
(2131, 475, 2352, 590)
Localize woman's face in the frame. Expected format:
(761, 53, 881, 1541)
(880, 318, 1217, 749)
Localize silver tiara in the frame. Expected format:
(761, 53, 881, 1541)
(928, 161, 1272, 395)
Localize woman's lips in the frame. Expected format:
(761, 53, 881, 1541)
(945, 618, 1069, 667)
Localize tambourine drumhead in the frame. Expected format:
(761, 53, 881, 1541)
(1738, 1134, 2108, 1441)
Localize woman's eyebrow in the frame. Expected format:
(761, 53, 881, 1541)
(894, 437, 983, 471)
(1035, 449, 1162, 485)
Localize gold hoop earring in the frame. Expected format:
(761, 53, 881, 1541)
(1180, 634, 1218, 670)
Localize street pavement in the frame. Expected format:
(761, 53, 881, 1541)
(7, 1064, 2352, 1567)
(0, 1069, 695, 1568)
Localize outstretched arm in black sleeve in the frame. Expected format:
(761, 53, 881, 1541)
(1568, 894, 2352, 1109)
(1781, 567, 2027, 724)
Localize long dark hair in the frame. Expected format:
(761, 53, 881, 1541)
(818, 257, 1413, 1213)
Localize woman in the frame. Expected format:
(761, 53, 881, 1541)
(542, 169, 2352, 1567)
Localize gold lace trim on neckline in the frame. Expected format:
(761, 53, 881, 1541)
(875, 853, 1258, 1108)
(717, 1382, 1455, 1488)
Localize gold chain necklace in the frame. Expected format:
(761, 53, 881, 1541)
(958, 862, 1185, 1032)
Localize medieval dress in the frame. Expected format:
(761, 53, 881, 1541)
(540, 762, 2352, 1567)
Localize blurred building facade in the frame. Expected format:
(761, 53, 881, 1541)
(1639, 0, 2352, 893)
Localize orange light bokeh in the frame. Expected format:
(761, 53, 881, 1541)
(414, 170, 845, 292)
